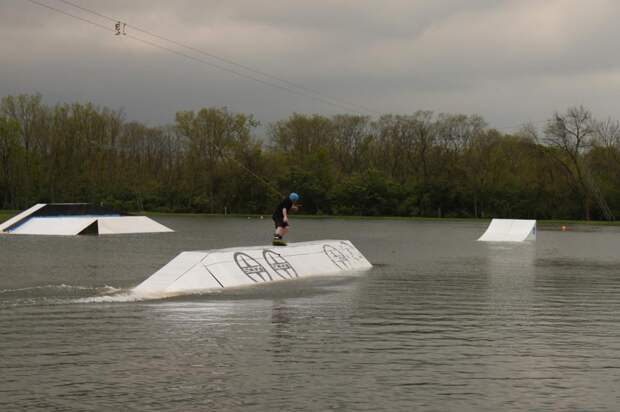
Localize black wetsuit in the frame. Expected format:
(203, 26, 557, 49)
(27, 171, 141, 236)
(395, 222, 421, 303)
(272, 198, 293, 228)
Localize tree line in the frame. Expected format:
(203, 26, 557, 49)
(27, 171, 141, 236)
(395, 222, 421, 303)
(1, 94, 620, 220)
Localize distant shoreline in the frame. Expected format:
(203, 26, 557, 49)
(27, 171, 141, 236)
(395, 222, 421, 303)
(2, 210, 619, 228)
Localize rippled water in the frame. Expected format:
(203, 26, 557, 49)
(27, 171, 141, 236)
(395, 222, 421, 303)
(2, 217, 620, 411)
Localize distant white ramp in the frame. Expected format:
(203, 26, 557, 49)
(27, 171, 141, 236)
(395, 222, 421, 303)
(95, 216, 172, 234)
(0, 203, 172, 235)
(0, 203, 46, 232)
(12, 216, 98, 235)
(477, 219, 537, 242)
(132, 240, 372, 298)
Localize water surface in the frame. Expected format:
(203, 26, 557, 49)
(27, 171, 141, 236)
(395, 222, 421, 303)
(1, 217, 620, 410)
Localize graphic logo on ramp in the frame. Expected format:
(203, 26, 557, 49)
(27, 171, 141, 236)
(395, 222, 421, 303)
(234, 252, 272, 282)
(263, 250, 298, 279)
(323, 244, 351, 270)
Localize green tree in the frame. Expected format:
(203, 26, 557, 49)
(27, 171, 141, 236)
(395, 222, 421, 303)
(0, 117, 24, 208)
(175, 107, 259, 212)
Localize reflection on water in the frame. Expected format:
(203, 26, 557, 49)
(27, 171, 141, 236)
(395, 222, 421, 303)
(484, 242, 536, 309)
(2, 217, 620, 410)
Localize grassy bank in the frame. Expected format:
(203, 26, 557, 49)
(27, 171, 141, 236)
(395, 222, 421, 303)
(2, 209, 620, 228)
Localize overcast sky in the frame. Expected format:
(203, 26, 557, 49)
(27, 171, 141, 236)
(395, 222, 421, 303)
(2, 0, 620, 132)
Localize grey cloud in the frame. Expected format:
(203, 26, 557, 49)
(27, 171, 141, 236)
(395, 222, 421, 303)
(1, 0, 620, 131)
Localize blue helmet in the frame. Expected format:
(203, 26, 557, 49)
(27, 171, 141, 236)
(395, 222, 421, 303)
(289, 192, 300, 202)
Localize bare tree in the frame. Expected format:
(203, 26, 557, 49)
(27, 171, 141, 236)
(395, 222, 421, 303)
(436, 113, 486, 153)
(515, 122, 540, 142)
(331, 115, 371, 174)
(544, 106, 594, 155)
(543, 106, 612, 220)
(594, 117, 620, 155)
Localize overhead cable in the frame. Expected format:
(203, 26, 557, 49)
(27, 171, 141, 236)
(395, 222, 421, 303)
(28, 0, 378, 116)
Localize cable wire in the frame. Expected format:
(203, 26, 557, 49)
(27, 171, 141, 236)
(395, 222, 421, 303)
(26, 0, 288, 198)
(28, 0, 373, 115)
(218, 149, 283, 198)
(56, 0, 380, 115)
(26, 0, 114, 32)
(27, 0, 549, 132)
(25, 1, 554, 141)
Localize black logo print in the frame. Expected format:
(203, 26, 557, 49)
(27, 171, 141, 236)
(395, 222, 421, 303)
(234, 252, 272, 282)
(263, 249, 298, 279)
(323, 244, 351, 270)
(338, 241, 365, 262)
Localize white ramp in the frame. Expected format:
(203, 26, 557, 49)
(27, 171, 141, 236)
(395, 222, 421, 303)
(132, 240, 372, 298)
(97, 216, 173, 234)
(0, 203, 46, 232)
(0, 203, 173, 235)
(11, 216, 98, 235)
(478, 219, 537, 242)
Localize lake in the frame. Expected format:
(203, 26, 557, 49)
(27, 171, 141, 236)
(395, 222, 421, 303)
(1, 216, 620, 410)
